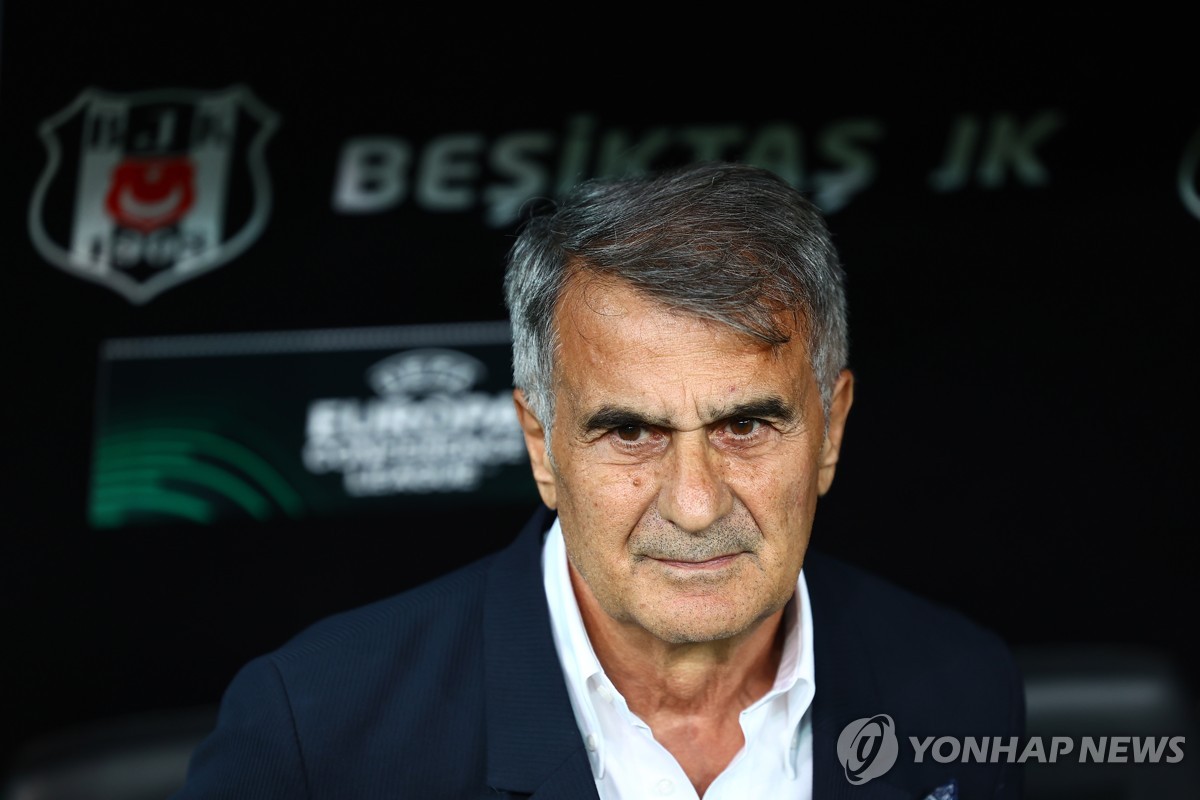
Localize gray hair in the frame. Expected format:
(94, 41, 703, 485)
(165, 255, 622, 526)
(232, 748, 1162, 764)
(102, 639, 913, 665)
(504, 161, 849, 439)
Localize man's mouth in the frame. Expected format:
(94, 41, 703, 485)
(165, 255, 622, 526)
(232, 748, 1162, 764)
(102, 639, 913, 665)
(651, 553, 741, 570)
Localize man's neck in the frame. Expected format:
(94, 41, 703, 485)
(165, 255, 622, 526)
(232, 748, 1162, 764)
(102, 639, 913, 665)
(572, 570, 787, 796)
(579, 600, 785, 713)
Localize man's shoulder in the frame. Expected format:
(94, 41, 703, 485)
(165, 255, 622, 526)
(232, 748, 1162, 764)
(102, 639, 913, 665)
(265, 551, 499, 677)
(802, 547, 1025, 797)
(240, 506, 552, 695)
(803, 548, 1020, 697)
(175, 544, 524, 799)
(804, 548, 1023, 735)
(804, 548, 1008, 649)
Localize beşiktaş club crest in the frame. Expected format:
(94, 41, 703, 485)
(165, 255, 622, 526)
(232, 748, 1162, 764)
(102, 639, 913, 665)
(28, 85, 279, 304)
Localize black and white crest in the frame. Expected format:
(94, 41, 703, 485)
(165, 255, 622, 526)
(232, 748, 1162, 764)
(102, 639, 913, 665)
(28, 85, 280, 304)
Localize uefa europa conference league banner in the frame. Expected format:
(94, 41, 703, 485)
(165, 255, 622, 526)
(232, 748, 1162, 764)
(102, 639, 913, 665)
(92, 323, 535, 529)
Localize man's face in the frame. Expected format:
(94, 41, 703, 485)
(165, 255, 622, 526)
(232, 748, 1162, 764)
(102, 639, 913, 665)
(514, 276, 853, 645)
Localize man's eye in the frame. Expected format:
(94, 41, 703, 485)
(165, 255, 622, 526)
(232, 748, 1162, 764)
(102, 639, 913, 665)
(615, 425, 646, 442)
(728, 418, 760, 437)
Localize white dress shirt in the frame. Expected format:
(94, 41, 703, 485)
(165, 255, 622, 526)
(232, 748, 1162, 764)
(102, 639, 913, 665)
(542, 518, 815, 800)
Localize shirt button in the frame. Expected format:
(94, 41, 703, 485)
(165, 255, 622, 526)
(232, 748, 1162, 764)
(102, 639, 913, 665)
(656, 779, 674, 795)
(597, 684, 614, 703)
(584, 734, 597, 752)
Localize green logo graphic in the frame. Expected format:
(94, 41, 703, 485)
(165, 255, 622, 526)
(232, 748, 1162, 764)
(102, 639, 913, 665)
(90, 419, 304, 528)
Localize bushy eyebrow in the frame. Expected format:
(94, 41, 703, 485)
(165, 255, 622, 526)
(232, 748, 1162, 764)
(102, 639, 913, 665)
(716, 396, 796, 426)
(581, 407, 670, 434)
(580, 395, 797, 434)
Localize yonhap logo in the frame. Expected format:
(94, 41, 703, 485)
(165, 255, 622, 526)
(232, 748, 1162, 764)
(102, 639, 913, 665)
(837, 714, 900, 784)
(835, 711, 1187, 787)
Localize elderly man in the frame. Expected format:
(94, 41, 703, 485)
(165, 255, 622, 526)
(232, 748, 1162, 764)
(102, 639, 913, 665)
(174, 162, 1024, 799)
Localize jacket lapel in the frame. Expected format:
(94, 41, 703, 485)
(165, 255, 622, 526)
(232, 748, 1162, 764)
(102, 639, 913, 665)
(482, 505, 600, 799)
(807, 552, 923, 800)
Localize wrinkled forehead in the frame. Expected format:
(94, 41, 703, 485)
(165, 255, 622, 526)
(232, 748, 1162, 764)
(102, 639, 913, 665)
(550, 274, 817, 415)
(552, 270, 806, 361)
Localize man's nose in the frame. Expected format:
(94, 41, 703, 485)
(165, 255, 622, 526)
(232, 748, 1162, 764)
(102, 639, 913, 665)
(657, 434, 733, 533)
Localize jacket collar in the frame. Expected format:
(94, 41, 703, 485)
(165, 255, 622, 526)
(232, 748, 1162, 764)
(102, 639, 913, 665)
(807, 550, 922, 800)
(483, 504, 599, 798)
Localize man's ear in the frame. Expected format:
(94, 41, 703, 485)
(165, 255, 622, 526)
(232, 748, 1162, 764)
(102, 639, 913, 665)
(512, 389, 558, 509)
(817, 369, 854, 496)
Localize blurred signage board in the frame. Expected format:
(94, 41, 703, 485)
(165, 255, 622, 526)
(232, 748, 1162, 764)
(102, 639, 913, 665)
(89, 321, 534, 528)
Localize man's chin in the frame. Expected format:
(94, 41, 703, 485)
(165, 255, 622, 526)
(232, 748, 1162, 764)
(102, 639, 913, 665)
(633, 597, 767, 645)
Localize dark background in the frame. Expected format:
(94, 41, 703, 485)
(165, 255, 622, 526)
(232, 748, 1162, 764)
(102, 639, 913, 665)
(2, 4, 1196, 775)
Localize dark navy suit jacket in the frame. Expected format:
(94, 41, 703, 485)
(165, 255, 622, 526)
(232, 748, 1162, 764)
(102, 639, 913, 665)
(173, 505, 1024, 799)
